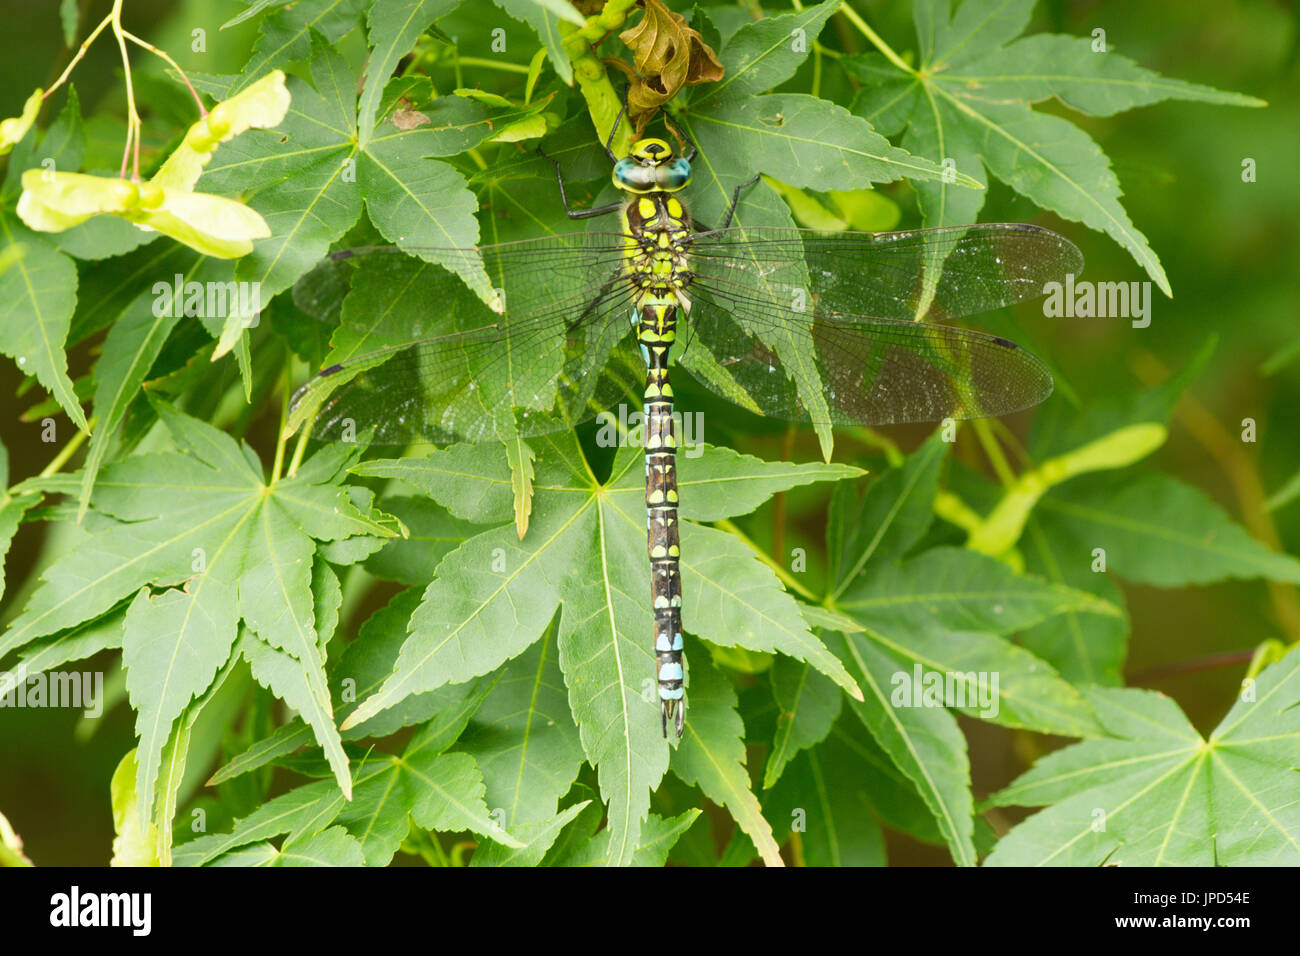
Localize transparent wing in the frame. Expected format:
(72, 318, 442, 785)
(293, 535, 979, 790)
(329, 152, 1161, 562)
(289, 233, 647, 445)
(678, 223, 1075, 424)
(680, 296, 1052, 426)
(687, 222, 1083, 323)
(313, 230, 637, 324)
(289, 221, 1078, 443)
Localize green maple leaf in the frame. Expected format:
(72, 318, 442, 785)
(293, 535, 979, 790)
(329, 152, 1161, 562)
(471, 801, 592, 868)
(848, 0, 1265, 295)
(0, 400, 396, 827)
(0, 89, 91, 432)
(763, 718, 910, 867)
(1035, 472, 1300, 587)
(73, 247, 227, 520)
(672, 655, 786, 866)
(839, 547, 1116, 735)
(339, 436, 863, 865)
(356, 1, 460, 139)
(271, 826, 366, 866)
(986, 650, 1300, 865)
(762, 655, 841, 791)
(545, 809, 701, 867)
(457, 619, 587, 832)
(813, 435, 1119, 865)
(931, 345, 1215, 685)
(199, 31, 554, 346)
(682, 0, 968, 228)
(208, 588, 491, 788)
(1014, 345, 1213, 683)
(0, 439, 38, 604)
(333, 733, 521, 865)
(175, 696, 519, 867)
(228, 0, 370, 98)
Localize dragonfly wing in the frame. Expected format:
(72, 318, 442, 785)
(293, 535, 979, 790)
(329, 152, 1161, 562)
(688, 223, 1083, 323)
(290, 245, 645, 445)
(682, 284, 1053, 426)
(314, 231, 636, 322)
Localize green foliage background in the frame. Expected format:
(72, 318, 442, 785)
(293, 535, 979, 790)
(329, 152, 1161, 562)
(0, 0, 1297, 866)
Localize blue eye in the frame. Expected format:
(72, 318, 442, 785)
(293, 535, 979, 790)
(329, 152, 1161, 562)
(656, 158, 691, 191)
(614, 159, 657, 192)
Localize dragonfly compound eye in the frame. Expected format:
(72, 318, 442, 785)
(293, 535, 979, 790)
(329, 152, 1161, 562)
(613, 158, 658, 193)
(655, 158, 692, 192)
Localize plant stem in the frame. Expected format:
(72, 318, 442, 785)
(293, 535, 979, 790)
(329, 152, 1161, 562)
(811, 36, 823, 97)
(972, 418, 1016, 488)
(38, 422, 92, 478)
(271, 375, 290, 484)
(449, 841, 475, 866)
(1129, 649, 1256, 686)
(401, 829, 449, 866)
(788, 830, 804, 867)
(560, 0, 639, 153)
(837, 2, 915, 75)
(108, 0, 143, 179)
(286, 421, 311, 478)
(845, 426, 903, 467)
(452, 55, 531, 75)
(42, 11, 114, 101)
(989, 417, 1032, 468)
(123, 29, 206, 115)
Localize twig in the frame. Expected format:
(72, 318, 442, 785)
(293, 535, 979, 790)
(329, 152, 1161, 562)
(42, 11, 114, 101)
(1129, 649, 1255, 686)
(109, 0, 142, 179)
(973, 418, 1016, 488)
(123, 29, 206, 115)
(836, 2, 915, 75)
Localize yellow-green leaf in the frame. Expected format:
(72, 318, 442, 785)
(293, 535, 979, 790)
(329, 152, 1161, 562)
(0, 88, 42, 155)
(110, 748, 160, 867)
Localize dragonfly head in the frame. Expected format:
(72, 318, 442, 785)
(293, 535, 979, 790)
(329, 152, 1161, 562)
(613, 137, 692, 194)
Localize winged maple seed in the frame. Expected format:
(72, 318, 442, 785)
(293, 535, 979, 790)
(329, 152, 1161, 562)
(16, 71, 290, 259)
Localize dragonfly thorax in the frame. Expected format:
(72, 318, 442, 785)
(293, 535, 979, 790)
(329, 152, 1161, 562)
(624, 193, 694, 312)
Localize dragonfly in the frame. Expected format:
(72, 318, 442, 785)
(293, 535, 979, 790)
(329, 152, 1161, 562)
(289, 111, 1084, 738)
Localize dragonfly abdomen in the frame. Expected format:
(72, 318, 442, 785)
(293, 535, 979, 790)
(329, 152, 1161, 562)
(640, 298, 685, 737)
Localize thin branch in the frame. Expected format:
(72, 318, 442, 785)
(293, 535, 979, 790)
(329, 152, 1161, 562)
(123, 29, 206, 115)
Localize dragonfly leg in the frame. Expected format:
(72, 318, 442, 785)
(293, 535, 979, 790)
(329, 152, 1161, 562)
(719, 172, 762, 229)
(603, 105, 626, 163)
(536, 146, 623, 220)
(565, 271, 626, 335)
(662, 110, 696, 162)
